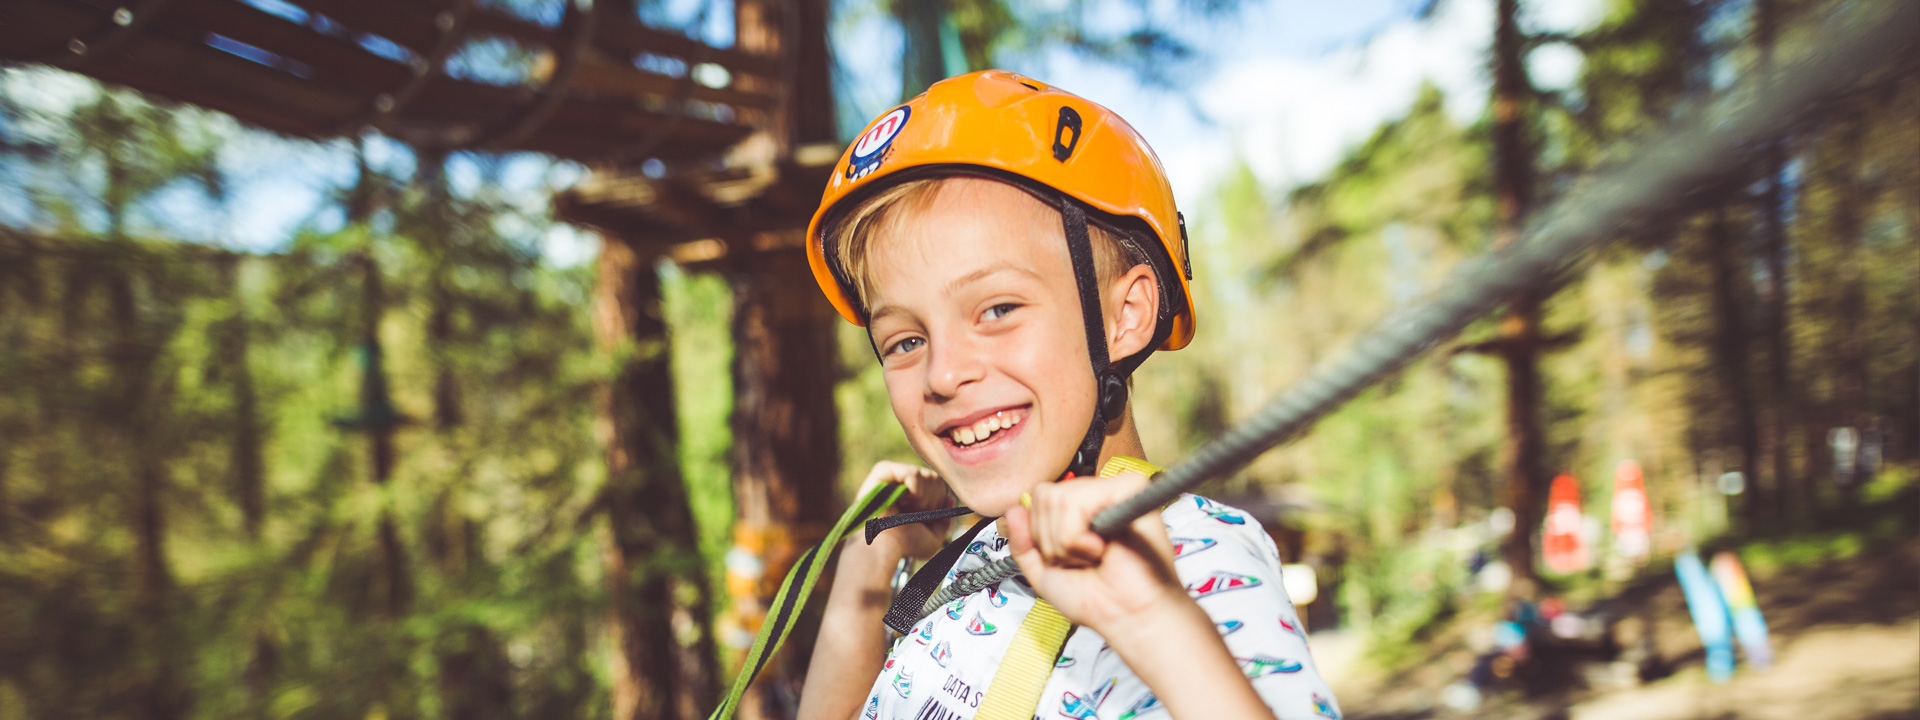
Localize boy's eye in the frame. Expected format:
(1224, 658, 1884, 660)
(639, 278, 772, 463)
(981, 303, 1020, 321)
(885, 336, 925, 357)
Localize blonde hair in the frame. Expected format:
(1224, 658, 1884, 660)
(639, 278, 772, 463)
(826, 176, 1144, 317)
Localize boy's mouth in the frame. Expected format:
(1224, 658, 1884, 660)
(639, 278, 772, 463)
(936, 406, 1029, 450)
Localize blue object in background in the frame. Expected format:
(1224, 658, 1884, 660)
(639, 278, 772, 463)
(1675, 551, 1736, 683)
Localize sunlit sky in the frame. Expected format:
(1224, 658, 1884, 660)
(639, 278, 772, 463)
(5, 0, 1606, 263)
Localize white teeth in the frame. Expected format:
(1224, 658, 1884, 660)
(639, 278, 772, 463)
(948, 411, 1025, 447)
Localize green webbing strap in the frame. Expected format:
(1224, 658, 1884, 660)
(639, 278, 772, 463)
(708, 480, 906, 720)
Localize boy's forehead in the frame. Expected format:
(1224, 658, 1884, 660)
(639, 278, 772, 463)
(869, 180, 1068, 292)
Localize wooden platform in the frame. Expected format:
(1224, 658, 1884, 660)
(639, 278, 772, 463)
(553, 142, 840, 265)
(0, 0, 772, 162)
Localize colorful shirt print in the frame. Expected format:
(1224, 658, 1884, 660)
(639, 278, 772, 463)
(858, 494, 1341, 720)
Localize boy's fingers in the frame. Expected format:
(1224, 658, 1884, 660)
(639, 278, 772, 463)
(1003, 505, 1050, 584)
(1062, 532, 1105, 567)
(1029, 487, 1060, 561)
(857, 460, 914, 498)
(1004, 504, 1034, 553)
(1029, 483, 1104, 568)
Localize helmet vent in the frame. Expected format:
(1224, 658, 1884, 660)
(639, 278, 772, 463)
(1052, 106, 1083, 162)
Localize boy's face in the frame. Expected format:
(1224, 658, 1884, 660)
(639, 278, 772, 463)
(864, 178, 1101, 517)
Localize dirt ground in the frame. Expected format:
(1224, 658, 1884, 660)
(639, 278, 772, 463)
(1567, 620, 1917, 720)
(1318, 539, 1920, 720)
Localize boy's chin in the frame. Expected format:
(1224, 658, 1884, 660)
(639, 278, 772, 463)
(943, 474, 1040, 519)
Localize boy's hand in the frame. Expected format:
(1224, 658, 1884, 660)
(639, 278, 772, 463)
(851, 460, 954, 561)
(1002, 471, 1187, 632)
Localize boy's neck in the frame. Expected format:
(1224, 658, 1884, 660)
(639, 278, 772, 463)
(1091, 407, 1149, 472)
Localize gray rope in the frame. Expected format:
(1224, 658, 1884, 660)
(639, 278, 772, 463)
(917, 0, 1919, 621)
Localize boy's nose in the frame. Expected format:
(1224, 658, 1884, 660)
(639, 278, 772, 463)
(925, 333, 987, 400)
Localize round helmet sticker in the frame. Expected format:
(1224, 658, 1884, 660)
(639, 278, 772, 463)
(846, 106, 910, 180)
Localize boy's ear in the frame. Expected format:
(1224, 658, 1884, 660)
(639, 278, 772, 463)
(1106, 264, 1161, 361)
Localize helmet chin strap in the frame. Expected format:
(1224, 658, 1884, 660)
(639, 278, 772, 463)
(1059, 197, 1128, 479)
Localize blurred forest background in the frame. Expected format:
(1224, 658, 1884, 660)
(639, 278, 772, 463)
(0, 0, 1915, 719)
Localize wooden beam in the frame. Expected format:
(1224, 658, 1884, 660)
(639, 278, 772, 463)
(299, 0, 779, 97)
(166, 0, 411, 91)
(86, 24, 360, 135)
(569, 49, 776, 113)
(407, 0, 783, 79)
(0, 0, 126, 58)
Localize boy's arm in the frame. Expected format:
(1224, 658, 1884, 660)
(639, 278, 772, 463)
(1005, 475, 1278, 720)
(795, 534, 902, 720)
(798, 461, 953, 720)
(1099, 589, 1276, 720)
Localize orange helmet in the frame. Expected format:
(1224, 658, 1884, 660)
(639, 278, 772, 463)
(804, 70, 1195, 352)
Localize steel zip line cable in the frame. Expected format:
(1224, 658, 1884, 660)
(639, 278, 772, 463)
(916, 0, 1919, 620)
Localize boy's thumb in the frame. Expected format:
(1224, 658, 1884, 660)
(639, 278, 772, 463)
(1004, 505, 1035, 554)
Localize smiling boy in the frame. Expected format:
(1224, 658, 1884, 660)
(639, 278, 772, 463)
(793, 71, 1339, 720)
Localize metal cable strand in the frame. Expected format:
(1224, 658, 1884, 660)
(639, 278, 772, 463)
(918, 0, 1918, 621)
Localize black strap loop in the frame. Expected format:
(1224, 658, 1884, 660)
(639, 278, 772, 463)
(864, 505, 975, 545)
(883, 516, 997, 635)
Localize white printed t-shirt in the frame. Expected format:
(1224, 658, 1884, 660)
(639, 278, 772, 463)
(860, 494, 1341, 720)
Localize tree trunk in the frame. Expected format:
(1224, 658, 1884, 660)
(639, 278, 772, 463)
(734, 0, 835, 152)
(1752, 0, 1800, 530)
(419, 152, 465, 433)
(1705, 206, 1764, 533)
(896, 0, 948, 100)
(726, 246, 844, 719)
(595, 236, 720, 720)
(100, 106, 189, 718)
(1490, 0, 1550, 595)
(1910, 88, 1920, 466)
(219, 253, 277, 719)
(108, 263, 189, 720)
(218, 255, 267, 539)
(1828, 114, 1869, 517)
(357, 254, 413, 618)
(726, 3, 845, 717)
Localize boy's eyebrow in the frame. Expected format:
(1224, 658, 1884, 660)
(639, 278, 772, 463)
(868, 303, 909, 324)
(946, 262, 1044, 295)
(867, 263, 1044, 323)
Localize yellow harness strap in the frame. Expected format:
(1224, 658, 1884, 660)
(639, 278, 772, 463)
(972, 456, 1162, 720)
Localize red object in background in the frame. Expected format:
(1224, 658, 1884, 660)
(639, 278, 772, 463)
(1611, 460, 1652, 563)
(1538, 597, 1567, 620)
(1543, 474, 1589, 574)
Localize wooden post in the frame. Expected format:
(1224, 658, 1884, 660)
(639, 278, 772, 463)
(1705, 206, 1764, 533)
(723, 241, 844, 718)
(1827, 111, 1869, 518)
(1752, 0, 1800, 530)
(723, 3, 844, 716)
(1490, 0, 1549, 596)
(595, 235, 721, 720)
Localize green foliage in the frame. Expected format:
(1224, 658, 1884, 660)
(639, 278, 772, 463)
(0, 77, 618, 719)
(662, 264, 737, 623)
